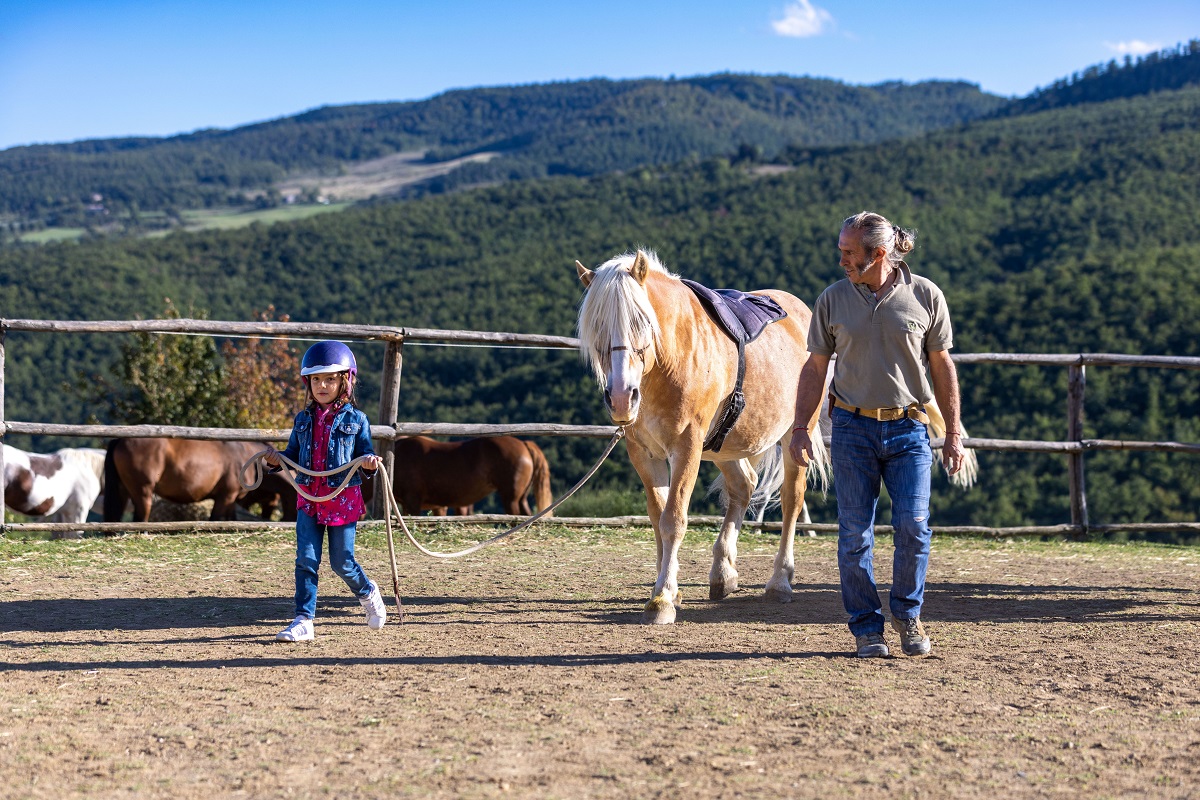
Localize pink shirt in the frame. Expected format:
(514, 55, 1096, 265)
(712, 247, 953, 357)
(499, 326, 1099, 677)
(298, 402, 366, 525)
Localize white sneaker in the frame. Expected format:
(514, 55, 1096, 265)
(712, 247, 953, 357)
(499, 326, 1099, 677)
(276, 616, 314, 642)
(359, 582, 387, 630)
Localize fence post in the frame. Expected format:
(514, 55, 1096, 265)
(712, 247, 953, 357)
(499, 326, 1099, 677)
(374, 339, 403, 518)
(1067, 363, 1088, 536)
(0, 326, 6, 530)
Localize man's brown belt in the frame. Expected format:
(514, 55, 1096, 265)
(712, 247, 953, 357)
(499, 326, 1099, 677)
(832, 397, 930, 424)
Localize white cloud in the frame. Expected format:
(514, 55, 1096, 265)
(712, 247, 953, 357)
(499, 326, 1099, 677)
(1104, 39, 1161, 56)
(771, 0, 833, 38)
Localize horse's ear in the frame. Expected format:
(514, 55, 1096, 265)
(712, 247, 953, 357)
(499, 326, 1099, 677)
(631, 250, 650, 285)
(575, 260, 594, 288)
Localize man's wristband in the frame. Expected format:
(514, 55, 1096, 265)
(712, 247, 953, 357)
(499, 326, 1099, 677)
(945, 431, 963, 437)
(792, 426, 808, 433)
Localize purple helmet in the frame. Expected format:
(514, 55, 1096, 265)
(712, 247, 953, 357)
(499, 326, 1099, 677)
(300, 340, 357, 377)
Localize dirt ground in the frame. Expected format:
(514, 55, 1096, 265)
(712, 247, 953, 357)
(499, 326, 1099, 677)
(1, 524, 1198, 799)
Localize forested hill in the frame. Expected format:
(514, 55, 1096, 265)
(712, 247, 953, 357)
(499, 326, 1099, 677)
(2, 80, 1199, 530)
(0, 75, 1003, 223)
(997, 38, 1200, 116)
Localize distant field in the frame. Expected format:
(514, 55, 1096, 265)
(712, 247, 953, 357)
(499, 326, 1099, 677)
(12, 204, 354, 245)
(9, 149, 495, 246)
(17, 227, 87, 243)
(168, 202, 354, 233)
(274, 149, 498, 202)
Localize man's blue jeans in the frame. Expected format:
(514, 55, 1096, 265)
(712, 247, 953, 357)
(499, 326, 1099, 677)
(830, 406, 933, 637)
(293, 510, 373, 619)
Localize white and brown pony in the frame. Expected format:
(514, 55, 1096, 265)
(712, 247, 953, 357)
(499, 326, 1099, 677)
(576, 249, 830, 624)
(3, 444, 106, 534)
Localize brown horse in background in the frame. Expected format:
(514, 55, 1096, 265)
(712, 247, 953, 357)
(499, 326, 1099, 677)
(240, 470, 298, 521)
(104, 438, 277, 523)
(424, 504, 474, 516)
(389, 436, 553, 516)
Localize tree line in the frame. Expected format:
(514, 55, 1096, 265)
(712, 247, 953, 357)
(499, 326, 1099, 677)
(0, 75, 1004, 229)
(8, 39, 1200, 238)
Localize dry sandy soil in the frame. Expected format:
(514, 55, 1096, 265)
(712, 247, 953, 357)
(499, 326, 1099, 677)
(1, 525, 1198, 799)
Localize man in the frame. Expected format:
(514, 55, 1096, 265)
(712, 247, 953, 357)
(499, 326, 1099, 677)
(789, 211, 965, 658)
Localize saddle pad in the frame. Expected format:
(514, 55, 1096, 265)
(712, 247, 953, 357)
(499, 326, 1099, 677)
(680, 279, 787, 344)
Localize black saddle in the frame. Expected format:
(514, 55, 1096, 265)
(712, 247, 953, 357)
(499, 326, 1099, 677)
(681, 279, 787, 452)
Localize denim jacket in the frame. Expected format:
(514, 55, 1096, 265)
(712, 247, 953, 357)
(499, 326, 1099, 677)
(280, 404, 375, 489)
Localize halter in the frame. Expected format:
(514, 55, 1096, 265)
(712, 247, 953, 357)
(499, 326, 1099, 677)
(610, 343, 649, 365)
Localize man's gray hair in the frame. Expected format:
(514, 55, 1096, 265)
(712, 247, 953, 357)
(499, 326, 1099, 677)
(842, 211, 916, 266)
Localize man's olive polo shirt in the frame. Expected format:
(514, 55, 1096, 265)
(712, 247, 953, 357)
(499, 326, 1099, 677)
(807, 262, 953, 409)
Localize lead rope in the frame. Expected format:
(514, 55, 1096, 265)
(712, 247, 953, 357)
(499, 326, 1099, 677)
(239, 429, 626, 617)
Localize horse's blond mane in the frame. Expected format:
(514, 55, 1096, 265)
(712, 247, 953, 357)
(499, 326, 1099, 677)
(576, 251, 675, 385)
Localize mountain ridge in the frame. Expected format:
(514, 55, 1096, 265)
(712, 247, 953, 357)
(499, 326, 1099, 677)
(0, 73, 1005, 235)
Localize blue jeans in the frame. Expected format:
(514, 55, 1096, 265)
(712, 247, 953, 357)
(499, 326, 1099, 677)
(831, 407, 933, 637)
(293, 511, 374, 619)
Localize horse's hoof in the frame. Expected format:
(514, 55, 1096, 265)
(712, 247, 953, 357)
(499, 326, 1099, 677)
(709, 579, 739, 600)
(708, 568, 739, 600)
(763, 584, 794, 604)
(643, 594, 677, 624)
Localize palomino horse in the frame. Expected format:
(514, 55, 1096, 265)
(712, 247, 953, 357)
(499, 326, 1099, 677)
(104, 438, 272, 523)
(576, 250, 831, 624)
(3, 444, 106, 533)
(388, 436, 552, 516)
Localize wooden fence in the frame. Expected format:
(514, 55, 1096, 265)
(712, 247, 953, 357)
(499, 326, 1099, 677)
(2, 318, 1200, 539)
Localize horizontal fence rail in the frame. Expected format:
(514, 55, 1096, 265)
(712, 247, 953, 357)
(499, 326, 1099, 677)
(5, 421, 1197, 454)
(2, 317, 1199, 539)
(952, 353, 1200, 369)
(0, 318, 580, 348)
(2, 421, 622, 441)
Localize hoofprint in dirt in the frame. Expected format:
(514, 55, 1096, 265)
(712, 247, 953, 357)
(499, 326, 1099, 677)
(1, 526, 1197, 799)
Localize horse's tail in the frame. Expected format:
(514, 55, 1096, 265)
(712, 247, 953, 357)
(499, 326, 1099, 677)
(750, 446, 784, 517)
(102, 441, 127, 522)
(524, 440, 553, 517)
(924, 399, 979, 488)
(707, 446, 783, 518)
(807, 424, 831, 495)
(710, 429, 831, 519)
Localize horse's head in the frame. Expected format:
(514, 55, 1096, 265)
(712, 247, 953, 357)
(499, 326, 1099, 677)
(575, 250, 665, 425)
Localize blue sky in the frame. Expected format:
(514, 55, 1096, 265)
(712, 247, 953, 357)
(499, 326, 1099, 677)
(1, 0, 1197, 151)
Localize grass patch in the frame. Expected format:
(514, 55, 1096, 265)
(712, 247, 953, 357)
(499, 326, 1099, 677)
(18, 227, 86, 243)
(554, 487, 648, 518)
(169, 203, 352, 232)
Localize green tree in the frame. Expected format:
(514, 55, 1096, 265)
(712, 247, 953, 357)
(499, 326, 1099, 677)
(106, 299, 236, 428)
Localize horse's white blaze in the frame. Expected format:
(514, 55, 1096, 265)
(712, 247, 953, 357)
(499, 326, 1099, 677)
(606, 340, 644, 423)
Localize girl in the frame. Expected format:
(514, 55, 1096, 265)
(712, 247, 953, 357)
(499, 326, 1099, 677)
(266, 340, 387, 642)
